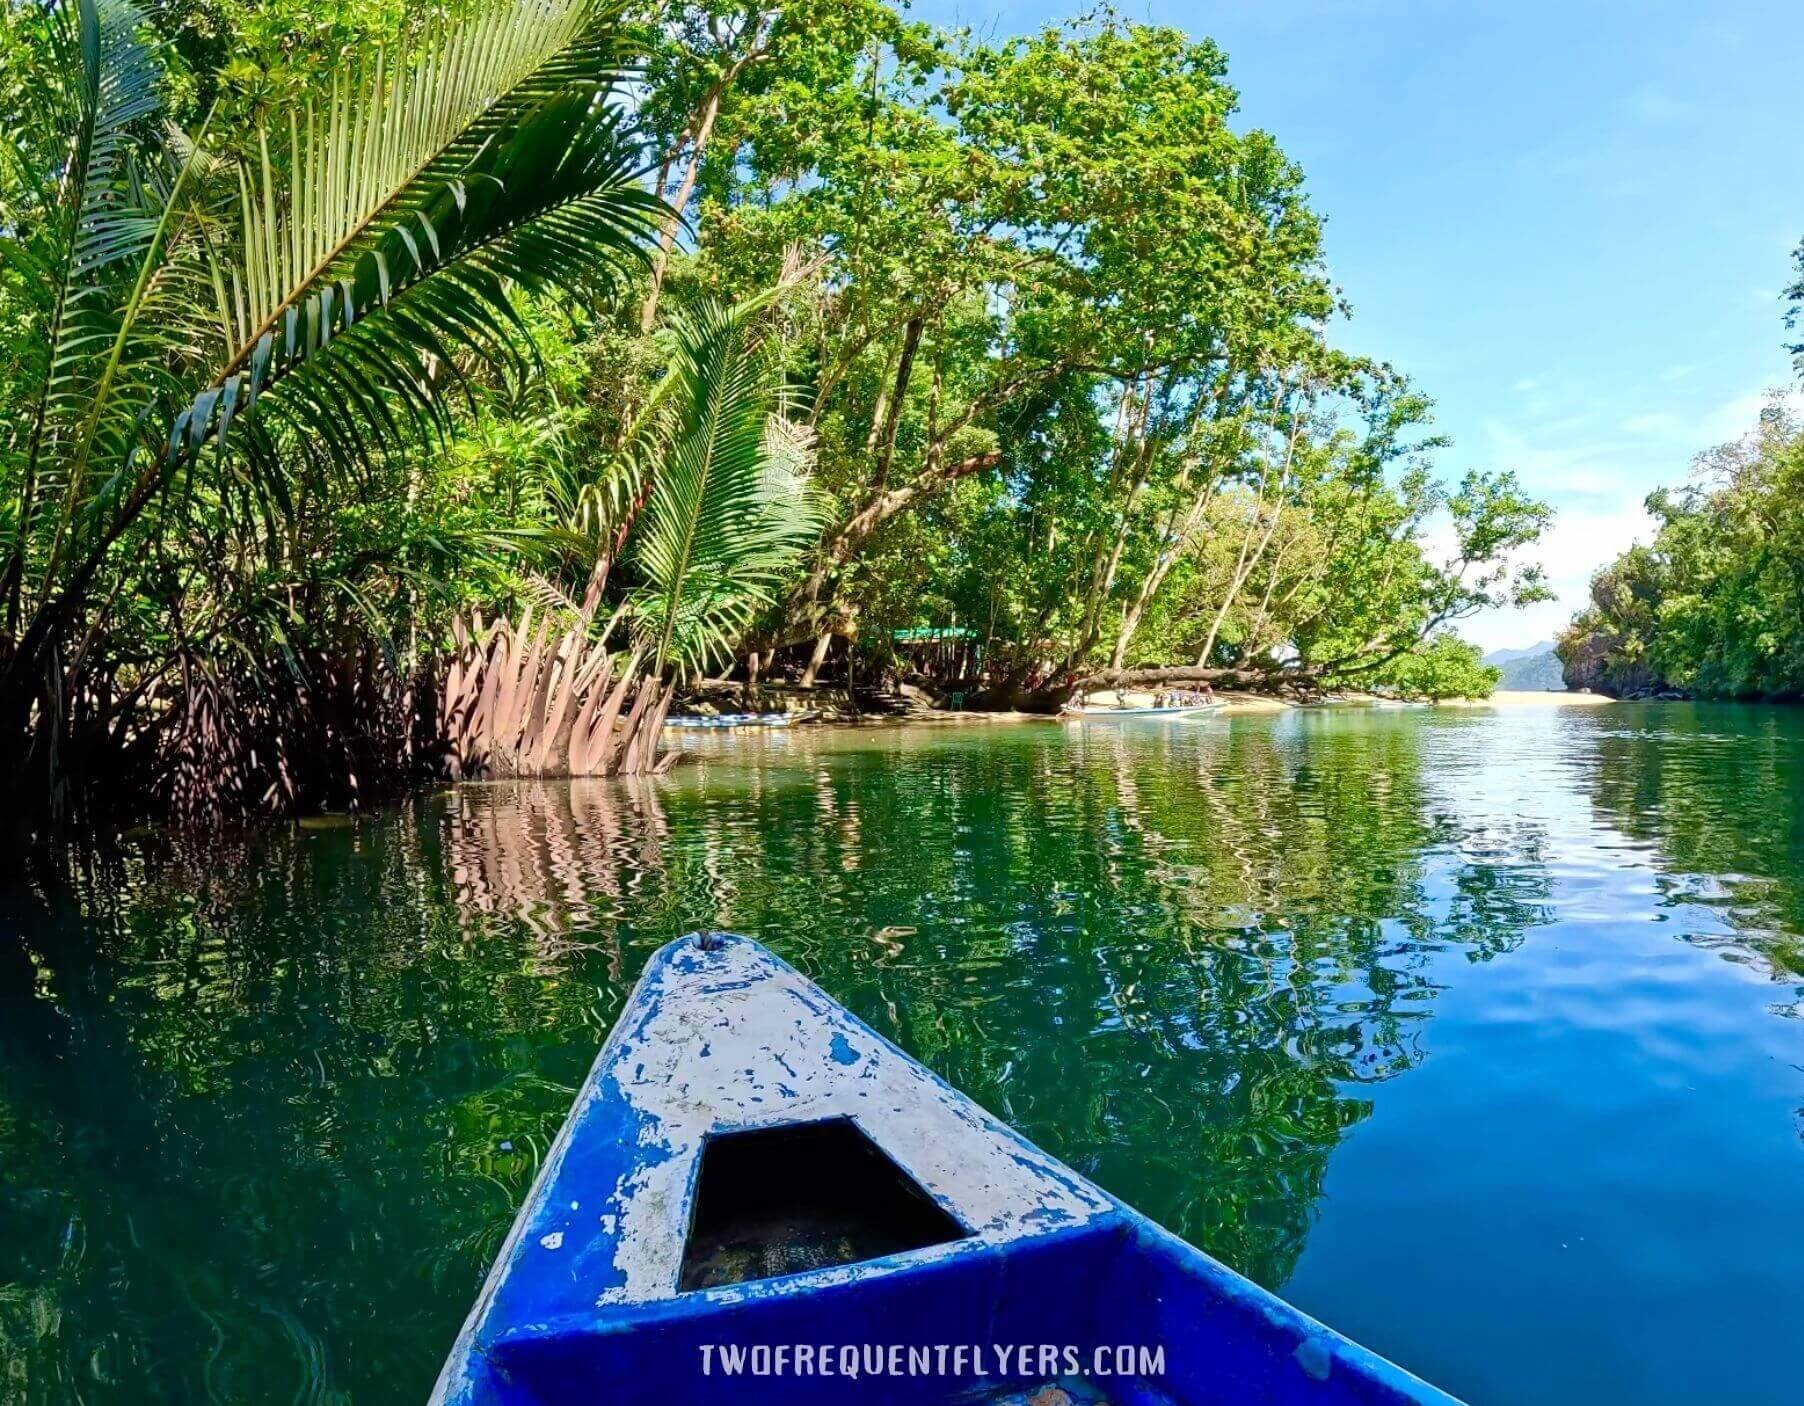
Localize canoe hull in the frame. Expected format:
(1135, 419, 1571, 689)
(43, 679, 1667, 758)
(432, 934, 1461, 1406)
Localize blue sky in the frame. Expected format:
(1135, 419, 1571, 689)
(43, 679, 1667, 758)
(915, 0, 1804, 650)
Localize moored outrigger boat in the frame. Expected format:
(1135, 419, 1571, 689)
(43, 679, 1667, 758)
(1060, 702, 1224, 719)
(664, 710, 818, 729)
(432, 933, 1462, 1406)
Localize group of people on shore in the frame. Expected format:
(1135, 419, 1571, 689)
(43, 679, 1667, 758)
(1066, 685, 1217, 711)
(1152, 687, 1215, 709)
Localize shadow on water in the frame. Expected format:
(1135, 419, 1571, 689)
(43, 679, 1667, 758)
(0, 710, 1681, 1406)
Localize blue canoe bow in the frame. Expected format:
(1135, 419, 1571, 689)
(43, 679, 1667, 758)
(431, 933, 1461, 1406)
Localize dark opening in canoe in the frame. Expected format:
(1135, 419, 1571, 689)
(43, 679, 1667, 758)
(678, 1116, 969, 1291)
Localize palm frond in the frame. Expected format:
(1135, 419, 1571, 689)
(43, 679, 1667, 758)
(216, 0, 638, 379)
(140, 0, 663, 545)
(210, 112, 662, 483)
(59, 0, 163, 284)
(519, 569, 587, 628)
(43, 123, 222, 587)
(6, 0, 163, 565)
(627, 294, 825, 677)
(579, 249, 823, 552)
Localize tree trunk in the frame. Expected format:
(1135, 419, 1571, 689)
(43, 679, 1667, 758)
(1194, 506, 1279, 667)
(1194, 408, 1304, 666)
(639, 87, 723, 333)
(800, 630, 833, 687)
(1070, 661, 1299, 694)
(636, 19, 775, 333)
(1109, 587, 1150, 673)
(778, 450, 1003, 648)
(870, 315, 923, 492)
(579, 552, 613, 619)
(1108, 477, 1223, 671)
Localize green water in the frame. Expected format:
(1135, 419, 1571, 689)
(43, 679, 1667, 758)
(4, 703, 1804, 1405)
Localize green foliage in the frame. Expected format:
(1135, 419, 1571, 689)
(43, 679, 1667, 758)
(626, 290, 824, 676)
(0, 0, 1557, 835)
(0, 0, 667, 834)
(1377, 634, 1499, 700)
(1561, 403, 1804, 699)
(684, 9, 1546, 690)
(1288, 455, 1552, 680)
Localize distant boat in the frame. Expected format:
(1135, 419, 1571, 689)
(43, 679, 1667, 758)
(664, 710, 816, 730)
(1061, 701, 1224, 719)
(431, 933, 1460, 1406)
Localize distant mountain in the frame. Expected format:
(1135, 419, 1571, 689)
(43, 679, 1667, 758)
(1493, 648, 1566, 691)
(1483, 639, 1557, 667)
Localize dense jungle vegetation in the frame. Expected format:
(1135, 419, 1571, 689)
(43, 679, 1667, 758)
(1559, 390, 1804, 699)
(0, 0, 1552, 843)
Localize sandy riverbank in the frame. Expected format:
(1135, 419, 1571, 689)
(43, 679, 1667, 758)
(1437, 689, 1614, 708)
(955, 687, 1614, 716)
(680, 685, 1613, 729)
(1078, 688, 1290, 714)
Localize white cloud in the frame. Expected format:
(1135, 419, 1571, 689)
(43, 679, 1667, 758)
(1621, 411, 1681, 437)
(1475, 417, 1645, 498)
(1626, 83, 1693, 127)
(1688, 383, 1804, 446)
(1452, 402, 1676, 652)
(1462, 499, 1655, 653)
(1531, 500, 1655, 584)
(1443, 377, 1804, 653)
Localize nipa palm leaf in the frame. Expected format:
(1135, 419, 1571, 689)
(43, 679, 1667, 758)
(627, 294, 825, 678)
(158, 0, 664, 520)
(218, 0, 637, 377)
(5, 0, 164, 572)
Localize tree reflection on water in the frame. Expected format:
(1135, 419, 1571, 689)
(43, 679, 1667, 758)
(0, 719, 1558, 1405)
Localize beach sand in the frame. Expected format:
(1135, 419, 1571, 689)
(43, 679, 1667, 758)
(1436, 689, 1613, 708)
(1096, 688, 1610, 713)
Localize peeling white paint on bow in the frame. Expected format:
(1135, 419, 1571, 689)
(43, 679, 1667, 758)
(594, 936, 1109, 1305)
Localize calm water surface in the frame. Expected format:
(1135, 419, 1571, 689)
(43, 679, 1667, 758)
(4, 702, 1804, 1405)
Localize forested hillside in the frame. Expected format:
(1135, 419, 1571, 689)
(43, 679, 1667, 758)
(1490, 649, 1564, 691)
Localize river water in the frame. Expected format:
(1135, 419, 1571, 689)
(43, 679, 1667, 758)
(3, 701, 1803, 1404)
